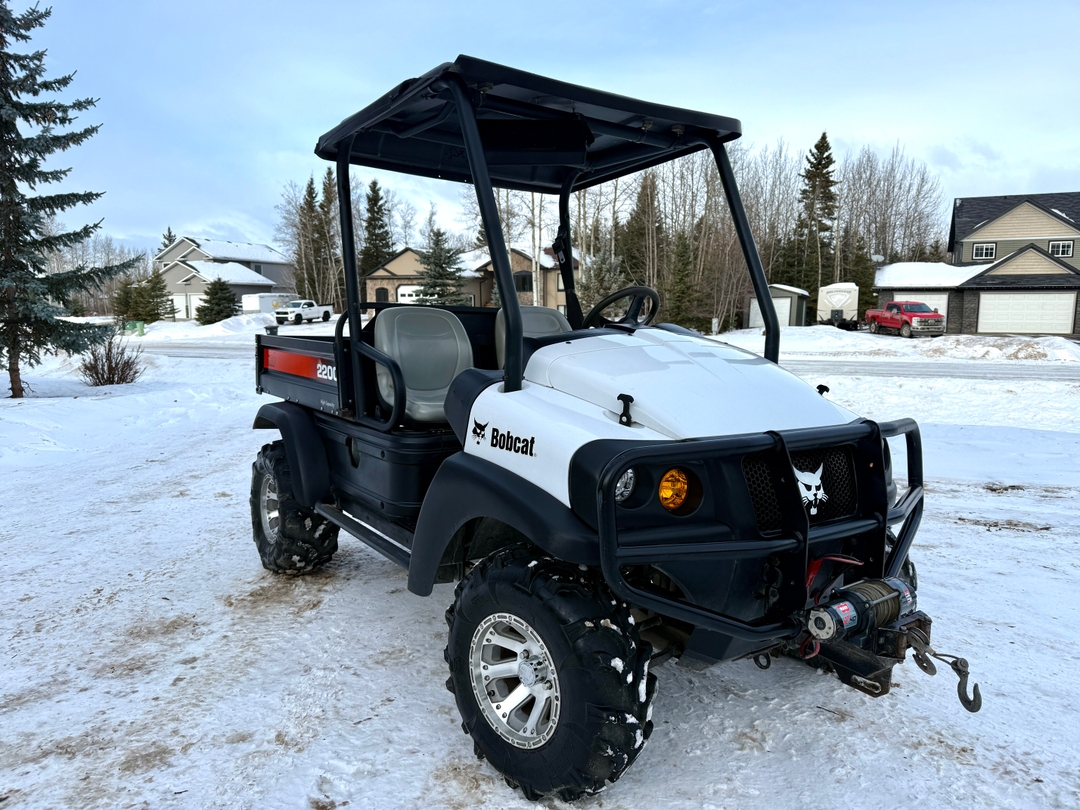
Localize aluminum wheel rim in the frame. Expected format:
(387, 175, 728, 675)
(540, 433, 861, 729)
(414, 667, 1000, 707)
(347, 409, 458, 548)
(259, 473, 280, 543)
(469, 612, 561, 749)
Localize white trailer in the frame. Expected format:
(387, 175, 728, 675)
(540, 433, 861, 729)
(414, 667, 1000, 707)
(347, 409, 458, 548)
(242, 293, 297, 315)
(817, 282, 860, 329)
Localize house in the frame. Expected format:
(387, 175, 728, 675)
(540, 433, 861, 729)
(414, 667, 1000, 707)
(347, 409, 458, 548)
(155, 237, 295, 319)
(873, 192, 1080, 336)
(364, 245, 580, 312)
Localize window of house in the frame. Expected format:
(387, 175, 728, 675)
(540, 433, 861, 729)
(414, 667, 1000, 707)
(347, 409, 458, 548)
(557, 304, 567, 315)
(253, 263, 263, 274)
(972, 243, 996, 260)
(514, 273, 533, 293)
(375, 287, 389, 302)
(1049, 241, 1074, 258)
(557, 273, 564, 291)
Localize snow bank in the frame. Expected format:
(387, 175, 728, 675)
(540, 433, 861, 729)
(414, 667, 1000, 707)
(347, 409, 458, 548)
(720, 327, 1080, 362)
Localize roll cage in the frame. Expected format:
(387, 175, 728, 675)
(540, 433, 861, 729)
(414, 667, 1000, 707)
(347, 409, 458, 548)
(316, 55, 780, 404)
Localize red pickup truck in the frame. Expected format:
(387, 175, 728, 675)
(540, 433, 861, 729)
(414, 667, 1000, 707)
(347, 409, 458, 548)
(865, 301, 945, 337)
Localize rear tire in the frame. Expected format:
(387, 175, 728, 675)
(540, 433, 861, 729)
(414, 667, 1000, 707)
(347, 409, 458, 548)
(445, 546, 656, 802)
(250, 441, 338, 573)
(322, 310, 331, 321)
(900, 323, 912, 338)
(869, 320, 879, 334)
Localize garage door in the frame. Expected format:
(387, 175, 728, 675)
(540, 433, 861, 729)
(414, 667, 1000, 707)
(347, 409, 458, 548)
(896, 292, 949, 329)
(188, 294, 206, 320)
(748, 297, 792, 329)
(977, 292, 1076, 334)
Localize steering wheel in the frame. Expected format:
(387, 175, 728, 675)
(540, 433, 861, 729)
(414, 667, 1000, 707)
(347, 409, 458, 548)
(581, 286, 660, 329)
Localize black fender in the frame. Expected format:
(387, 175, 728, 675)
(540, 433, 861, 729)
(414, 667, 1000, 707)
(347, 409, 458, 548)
(252, 402, 330, 508)
(407, 452, 598, 596)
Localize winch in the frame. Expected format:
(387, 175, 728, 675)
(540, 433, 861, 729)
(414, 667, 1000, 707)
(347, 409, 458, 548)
(807, 577, 916, 642)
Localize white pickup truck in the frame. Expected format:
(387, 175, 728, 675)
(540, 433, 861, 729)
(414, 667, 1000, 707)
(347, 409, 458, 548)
(275, 299, 334, 325)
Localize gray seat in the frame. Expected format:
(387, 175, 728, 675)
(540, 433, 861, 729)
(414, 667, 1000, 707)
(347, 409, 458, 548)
(495, 306, 572, 368)
(374, 307, 473, 423)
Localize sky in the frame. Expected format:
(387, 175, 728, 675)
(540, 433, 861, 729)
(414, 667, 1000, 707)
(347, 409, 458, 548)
(16, 0, 1080, 256)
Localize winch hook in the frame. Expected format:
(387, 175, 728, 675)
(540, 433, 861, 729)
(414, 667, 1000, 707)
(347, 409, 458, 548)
(950, 657, 982, 714)
(905, 627, 982, 713)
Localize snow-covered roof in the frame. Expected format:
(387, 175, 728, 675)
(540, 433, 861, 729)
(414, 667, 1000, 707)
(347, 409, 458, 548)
(819, 282, 858, 290)
(159, 238, 287, 264)
(875, 262, 982, 288)
(769, 283, 808, 296)
(456, 248, 492, 277)
(181, 261, 274, 286)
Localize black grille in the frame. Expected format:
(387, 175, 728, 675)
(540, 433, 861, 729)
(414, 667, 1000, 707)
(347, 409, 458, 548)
(742, 445, 858, 533)
(742, 455, 783, 532)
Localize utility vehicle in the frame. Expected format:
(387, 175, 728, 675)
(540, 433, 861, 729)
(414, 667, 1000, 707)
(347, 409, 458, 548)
(247, 57, 980, 801)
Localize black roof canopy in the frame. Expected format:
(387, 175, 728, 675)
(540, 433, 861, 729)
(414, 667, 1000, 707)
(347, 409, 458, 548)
(315, 55, 742, 194)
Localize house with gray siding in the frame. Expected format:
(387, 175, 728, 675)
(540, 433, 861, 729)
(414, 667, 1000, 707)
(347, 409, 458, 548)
(155, 237, 294, 319)
(873, 192, 1080, 337)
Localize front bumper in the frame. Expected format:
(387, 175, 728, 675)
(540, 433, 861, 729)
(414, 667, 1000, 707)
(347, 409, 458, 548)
(592, 418, 924, 648)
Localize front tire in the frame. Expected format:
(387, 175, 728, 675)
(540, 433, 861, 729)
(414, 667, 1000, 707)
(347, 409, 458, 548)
(900, 323, 912, 338)
(445, 546, 656, 802)
(250, 441, 338, 573)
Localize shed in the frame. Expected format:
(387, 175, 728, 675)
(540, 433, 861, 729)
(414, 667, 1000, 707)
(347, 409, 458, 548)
(746, 284, 808, 329)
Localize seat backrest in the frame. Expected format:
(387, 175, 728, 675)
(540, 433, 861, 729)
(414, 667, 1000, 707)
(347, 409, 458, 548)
(374, 307, 473, 423)
(495, 305, 572, 368)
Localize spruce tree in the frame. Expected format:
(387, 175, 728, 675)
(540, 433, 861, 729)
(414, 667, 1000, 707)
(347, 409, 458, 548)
(798, 133, 838, 310)
(661, 231, 700, 328)
(417, 214, 466, 306)
(134, 270, 174, 323)
(358, 180, 394, 274)
(0, 3, 138, 398)
(160, 226, 177, 251)
(576, 252, 627, 313)
(194, 278, 238, 325)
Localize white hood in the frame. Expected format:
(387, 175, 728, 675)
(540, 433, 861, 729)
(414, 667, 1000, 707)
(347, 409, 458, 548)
(524, 329, 855, 440)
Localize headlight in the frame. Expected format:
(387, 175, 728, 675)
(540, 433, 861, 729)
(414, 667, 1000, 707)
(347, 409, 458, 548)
(615, 468, 635, 503)
(658, 468, 689, 511)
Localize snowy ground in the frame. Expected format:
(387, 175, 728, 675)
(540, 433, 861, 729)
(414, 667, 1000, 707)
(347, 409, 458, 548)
(2, 321, 1079, 809)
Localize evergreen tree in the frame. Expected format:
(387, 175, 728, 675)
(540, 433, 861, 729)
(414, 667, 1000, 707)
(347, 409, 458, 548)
(835, 226, 876, 320)
(661, 231, 701, 328)
(134, 270, 174, 323)
(194, 278, 238, 325)
(160, 226, 177, 251)
(0, 3, 137, 398)
(293, 177, 319, 300)
(576, 252, 627, 313)
(316, 168, 343, 308)
(358, 180, 394, 274)
(416, 211, 466, 306)
(798, 132, 838, 308)
(615, 173, 664, 288)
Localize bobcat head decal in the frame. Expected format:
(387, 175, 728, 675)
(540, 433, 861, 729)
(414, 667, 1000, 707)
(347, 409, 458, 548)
(472, 419, 489, 444)
(794, 463, 828, 516)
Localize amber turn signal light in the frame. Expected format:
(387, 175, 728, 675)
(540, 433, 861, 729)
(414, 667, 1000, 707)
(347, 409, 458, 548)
(658, 468, 689, 511)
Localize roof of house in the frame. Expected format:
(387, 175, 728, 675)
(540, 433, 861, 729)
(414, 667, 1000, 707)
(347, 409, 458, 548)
(177, 260, 274, 286)
(949, 192, 1080, 250)
(157, 237, 287, 264)
(875, 261, 983, 289)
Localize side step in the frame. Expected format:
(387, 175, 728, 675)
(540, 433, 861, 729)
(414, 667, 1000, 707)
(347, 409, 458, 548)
(315, 502, 413, 570)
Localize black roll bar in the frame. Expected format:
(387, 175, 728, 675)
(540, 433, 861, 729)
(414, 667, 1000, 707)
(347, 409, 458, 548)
(336, 135, 368, 412)
(555, 173, 584, 329)
(446, 76, 524, 392)
(709, 141, 780, 364)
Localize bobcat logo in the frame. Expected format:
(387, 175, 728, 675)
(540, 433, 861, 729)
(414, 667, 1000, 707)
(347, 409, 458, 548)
(472, 419, 488, 444)
(794, 464, 828, 516)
